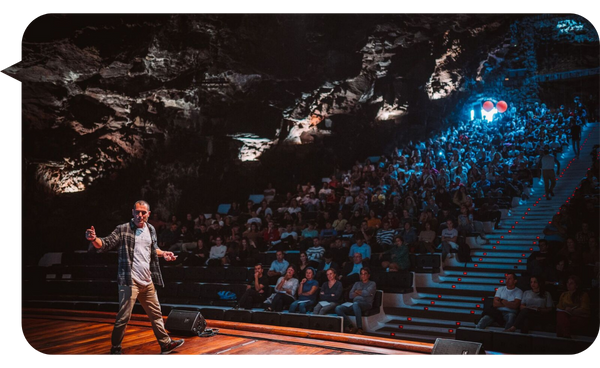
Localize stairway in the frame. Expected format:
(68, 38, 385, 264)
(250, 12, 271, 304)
(371, 122, 599, 343)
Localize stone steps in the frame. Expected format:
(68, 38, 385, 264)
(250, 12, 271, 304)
(377, 123, 599, 344)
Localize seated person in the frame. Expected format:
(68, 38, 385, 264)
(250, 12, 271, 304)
(265, 265, 299, 312)
(289, 267, 320, 314)
(182, 239, 209, 266)
(316, 252, 340, 284)
(440, 219, 459, 262)
(335, 268, 377, 334)
(267, 250, 290, 284)
(306, 238, 326, 268)
(313, 268, 343, 315)
(339, 253, 364, 287)
(417, 221, 437, 253)
(280, 224, 298, 247)
(476, 273, 523, 329)
(556, 275, 591, 338)
(527, 239, 550, 277)
(378, 235, 410, 271)
(348, 236, 371, 265)
(237, 263, 270, 309)
(375, 221, 396, 250)
(206, 236, 228, 266)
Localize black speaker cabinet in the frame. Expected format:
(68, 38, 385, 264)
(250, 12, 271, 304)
(165, 309, 207, 335)
(432, 338, 484, 355)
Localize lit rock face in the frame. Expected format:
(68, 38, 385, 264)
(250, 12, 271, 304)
(10, 15, 530, 201)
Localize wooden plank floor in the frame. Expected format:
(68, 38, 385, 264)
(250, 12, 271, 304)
(23, 310, 429, 355)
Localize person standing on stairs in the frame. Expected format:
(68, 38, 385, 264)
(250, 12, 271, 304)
(539, 148, 560, 200)
(569, 117, 582, 159)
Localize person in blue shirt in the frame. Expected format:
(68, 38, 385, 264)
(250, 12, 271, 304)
(289, 267, 320, 314)
(267, 250, 290, 284)
(348, 237, 371, 264)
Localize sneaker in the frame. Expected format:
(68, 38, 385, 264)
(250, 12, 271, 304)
(161, 339, 184, 354)
(110, 345, 122, 355)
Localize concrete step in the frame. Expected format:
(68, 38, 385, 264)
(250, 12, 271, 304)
(370, 123, 599, 344)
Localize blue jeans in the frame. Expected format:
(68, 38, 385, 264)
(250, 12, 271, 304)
(289, 300, 316, 314)
(335, 301, 371, 329)
(476, 310, 517, 329)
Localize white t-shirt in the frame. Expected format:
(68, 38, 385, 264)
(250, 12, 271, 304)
(521, 290, 553, 309)
(132, 224, 153, 286)
(495, 286, 523, 312)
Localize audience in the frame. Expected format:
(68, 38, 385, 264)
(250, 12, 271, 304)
(139, 98, 598, 337)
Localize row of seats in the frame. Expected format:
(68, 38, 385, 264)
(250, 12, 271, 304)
(29, 248, 442, 291)
(24, 273, 390, 313)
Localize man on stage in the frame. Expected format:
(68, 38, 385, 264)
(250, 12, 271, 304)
(85, 200, 184, 354)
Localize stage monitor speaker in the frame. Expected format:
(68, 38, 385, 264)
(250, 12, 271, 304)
(432, 338, 484, 355)
(165, 309, 207, 336)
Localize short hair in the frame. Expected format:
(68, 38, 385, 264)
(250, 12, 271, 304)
(506, 272, 517, 280)
(360, 267, 371, 275)
(134, 200, 150, 211)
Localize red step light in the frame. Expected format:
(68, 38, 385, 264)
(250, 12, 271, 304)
(424, 307, 429, 311)
(482, 298, 485, 301)
(522, 254, 526, 257)
(391, 332, 396, 336)
(407, 317, 412, 321)
(463, 272, 467, 275)
(483, 253, 487, 256)
(431, 301, 435, 305)
(530, 248, 533, 251)
(399, 325, 403, 329)
(493, 246, 496, 249)
(438, 295, 442, 298)
(452, 285, 456, 288)
(458, 278, 462, 281)
(470, 311, 475, 314)
(449, 329, 454, 333)
(518, 259, 522, 263)
(476, 304, 481, 308)
(479, 258, 483, 261)
(474, 264, 478, 267)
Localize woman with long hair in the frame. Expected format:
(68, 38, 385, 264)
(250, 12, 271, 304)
(265, 265, 299, 312)
(556, 275, 591, 338)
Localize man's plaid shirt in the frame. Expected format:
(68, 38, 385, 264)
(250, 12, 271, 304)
(96, 220, 164, 287)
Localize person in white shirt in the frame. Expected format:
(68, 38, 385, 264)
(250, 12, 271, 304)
(206, 236, 228, 266)
(476, 273, 523, 329)
(440, 219, 459, 262)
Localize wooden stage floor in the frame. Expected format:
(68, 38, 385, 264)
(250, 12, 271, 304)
(23, 309, 432, 355)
